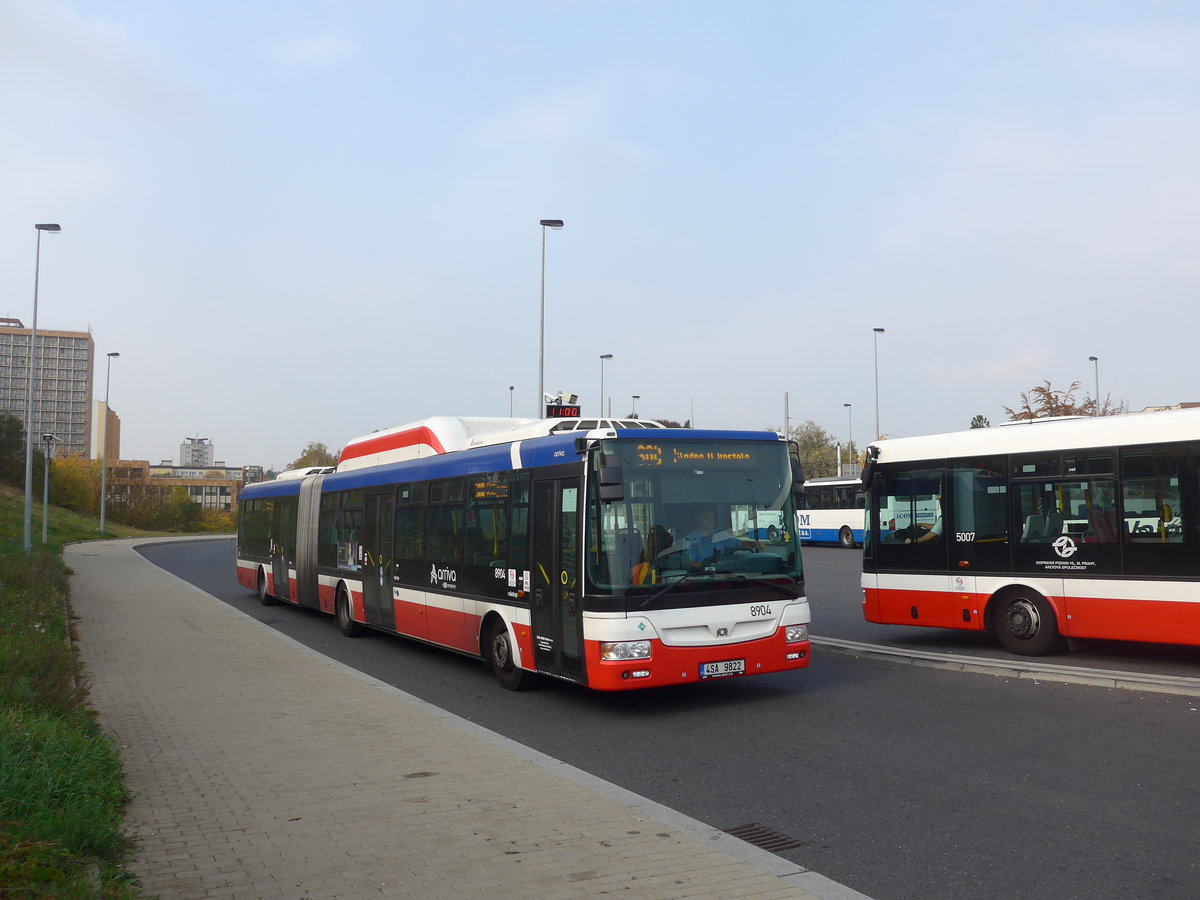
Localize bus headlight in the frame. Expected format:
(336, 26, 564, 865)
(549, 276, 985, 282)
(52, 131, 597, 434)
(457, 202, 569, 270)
(785, 624, 809, 643)
(601, 640, 652, 660)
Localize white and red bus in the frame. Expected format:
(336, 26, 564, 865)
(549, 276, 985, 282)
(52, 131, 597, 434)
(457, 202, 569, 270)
(860, 408, 1200, 655)
(237, 416, 811, 690)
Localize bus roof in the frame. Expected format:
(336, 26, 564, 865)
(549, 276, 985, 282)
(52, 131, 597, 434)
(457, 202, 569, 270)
(868, 407, 1200, 465)
(242, 426, 786, 500)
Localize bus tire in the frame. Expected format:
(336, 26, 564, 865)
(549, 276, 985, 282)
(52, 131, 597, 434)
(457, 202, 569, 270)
(839, 527, 855, 548)
(488, 620, 536, 691)
(257, 568, 275, 606)
(336, 586, 366, 637)
(993, 589, 1060, 656)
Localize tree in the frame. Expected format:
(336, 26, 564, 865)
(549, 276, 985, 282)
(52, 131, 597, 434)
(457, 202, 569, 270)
(970, 415, 990, 429)
(785, 420, 839, 479)
(49, 455, 99, 515)
(288, 441, 338, 469)
(1004, 381, 1128, 420)
(0, 411, 46, 489)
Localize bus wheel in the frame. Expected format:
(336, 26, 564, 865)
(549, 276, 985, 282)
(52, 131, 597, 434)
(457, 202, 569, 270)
(994, 590, 1060, 656)
(336, 586, 366, 637)
(257, 569, 275, 606)
(839, 527, 855, 548)
(488, 621, 535, 691)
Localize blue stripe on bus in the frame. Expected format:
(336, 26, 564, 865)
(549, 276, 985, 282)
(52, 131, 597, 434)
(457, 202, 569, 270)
(798, 527, 865, 544)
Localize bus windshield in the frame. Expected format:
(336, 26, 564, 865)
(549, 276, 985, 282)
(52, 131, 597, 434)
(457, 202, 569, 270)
(584, 437, 803, 608)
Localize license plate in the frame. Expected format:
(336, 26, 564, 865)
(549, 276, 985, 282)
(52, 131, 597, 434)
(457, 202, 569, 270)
(699, 658, 745, 679)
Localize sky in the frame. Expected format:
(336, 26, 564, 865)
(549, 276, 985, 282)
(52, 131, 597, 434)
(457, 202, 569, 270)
(2, 1, 1199, 471)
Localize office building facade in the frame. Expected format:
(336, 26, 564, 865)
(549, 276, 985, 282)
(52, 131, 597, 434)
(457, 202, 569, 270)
(0, 319, 95, 457)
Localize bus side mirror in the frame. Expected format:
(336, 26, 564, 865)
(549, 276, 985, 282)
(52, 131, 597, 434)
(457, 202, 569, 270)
(598, 452, 624, 502)
(788, 441, 805, 503)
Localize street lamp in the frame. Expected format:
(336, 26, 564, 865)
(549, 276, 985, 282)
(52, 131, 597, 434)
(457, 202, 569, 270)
(844, 403, 853, 472)
(99, 351, 119, 534)
(41, 432, 61, 541)
(537, 218, 564, 417)
(508, 385, 514, 417)
(631, 394, 640, 419)
(24, 223, 62, 552)
(599, 354, 613, 417)
(41, 433, 60, 544)
(872, 327, 885, 440)
(1088, 356, 1100, 417)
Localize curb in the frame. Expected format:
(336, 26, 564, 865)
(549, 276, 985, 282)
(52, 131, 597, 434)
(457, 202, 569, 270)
(812, 636, 1200, 697)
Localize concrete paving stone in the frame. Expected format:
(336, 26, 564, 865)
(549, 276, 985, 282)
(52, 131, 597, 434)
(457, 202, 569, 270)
(67, 540, 849, 900)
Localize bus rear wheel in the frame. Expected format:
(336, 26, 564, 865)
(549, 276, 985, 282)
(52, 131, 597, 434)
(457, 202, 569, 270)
(488, 621, 535, 691)
(993, 590, 1060, 656)
(257, 569, 275, 606)
(336, 586, 366, 637)
(839, 527, 855, 548)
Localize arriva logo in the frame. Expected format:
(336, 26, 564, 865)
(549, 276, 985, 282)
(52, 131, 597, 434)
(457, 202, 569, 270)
(430, 564, 458, 585)
(1052, 535, 1078, 558)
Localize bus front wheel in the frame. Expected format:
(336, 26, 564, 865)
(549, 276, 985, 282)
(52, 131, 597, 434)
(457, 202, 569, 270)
(839, 527, 855, 548)
(336, 586, 366, 637)
(488, 621, 535, 691)
(993, 590, 1060, 656)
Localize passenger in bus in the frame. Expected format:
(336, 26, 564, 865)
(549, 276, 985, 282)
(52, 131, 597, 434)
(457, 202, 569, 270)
(684, 509, 762, 567)
(632, 526, 672, 584)
(1084, 484, 1119, 543)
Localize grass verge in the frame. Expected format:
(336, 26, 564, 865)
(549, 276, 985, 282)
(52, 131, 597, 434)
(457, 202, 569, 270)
(0, 485, 167, 898)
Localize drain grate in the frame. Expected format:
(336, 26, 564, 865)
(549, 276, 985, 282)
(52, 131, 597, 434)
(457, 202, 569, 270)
(724, 823, 808, 853)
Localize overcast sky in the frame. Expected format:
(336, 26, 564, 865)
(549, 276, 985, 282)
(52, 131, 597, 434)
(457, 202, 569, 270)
(2, 1, 1198, 470)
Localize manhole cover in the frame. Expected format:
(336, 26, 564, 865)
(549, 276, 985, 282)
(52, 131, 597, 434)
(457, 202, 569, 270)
(724, 823, 808, 853)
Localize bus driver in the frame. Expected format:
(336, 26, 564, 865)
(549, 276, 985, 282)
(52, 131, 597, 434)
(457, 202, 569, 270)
(685, 509, 762, 567)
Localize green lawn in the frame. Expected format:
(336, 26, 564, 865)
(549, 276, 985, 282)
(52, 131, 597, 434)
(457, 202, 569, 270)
(0, 485, 164, 898)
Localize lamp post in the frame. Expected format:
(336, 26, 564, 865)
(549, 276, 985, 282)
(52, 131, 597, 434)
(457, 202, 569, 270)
(41, 433, 59, 544)
(844, 402, 853, 472)
(99, 351, 119, 534)
(24, 223, 62, 552)
(872, 327, 885, 440)
(537, 218, 564, 417)
(1088, 356, 1100, 417)
(599, 354, 613, 417)
(631, 394, 640, 419)
(508, 385, 514, 417)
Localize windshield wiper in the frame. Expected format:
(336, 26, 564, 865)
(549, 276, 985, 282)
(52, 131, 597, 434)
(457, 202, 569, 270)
(730, 574, 800, 598)
(635, 571, 708, 609)
(634, 572, 798, 609)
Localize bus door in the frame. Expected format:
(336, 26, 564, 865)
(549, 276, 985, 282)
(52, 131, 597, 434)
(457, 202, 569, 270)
(531, 477, 584, 681)
(362, 492, 395, 628)
(270, 498, 295, 602)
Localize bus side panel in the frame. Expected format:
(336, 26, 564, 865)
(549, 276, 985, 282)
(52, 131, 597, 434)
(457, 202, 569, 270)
(393, 586, 429, 640)
(1060, 580, 1200, 645)
(316, 575, 338, 615)
(236, 560, 260, 592)
(860, 573, 962, 628)
(426, 591, 468, 652)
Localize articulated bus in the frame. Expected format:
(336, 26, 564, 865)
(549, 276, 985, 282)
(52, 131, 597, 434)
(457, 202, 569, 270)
(860, 408, 1200, 655)
(236, 416, 811, 691)
(797, 476, 865, 547)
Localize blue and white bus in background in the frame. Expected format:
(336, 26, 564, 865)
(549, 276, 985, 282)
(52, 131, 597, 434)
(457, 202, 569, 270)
(797, 476, 865, 548)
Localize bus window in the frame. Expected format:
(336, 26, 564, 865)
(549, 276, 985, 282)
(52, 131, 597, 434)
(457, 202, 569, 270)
(872, 466, 945, 570)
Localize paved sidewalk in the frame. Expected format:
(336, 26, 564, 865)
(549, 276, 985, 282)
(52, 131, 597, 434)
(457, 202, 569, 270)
(69, 539, 867, 900)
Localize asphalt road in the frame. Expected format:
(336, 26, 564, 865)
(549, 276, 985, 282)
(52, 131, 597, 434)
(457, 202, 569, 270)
(138, 538, 1200, 900)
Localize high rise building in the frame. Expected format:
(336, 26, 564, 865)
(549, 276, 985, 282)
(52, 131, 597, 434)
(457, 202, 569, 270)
(0, 319, 95, 457)
(180, 437, 215, 467)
